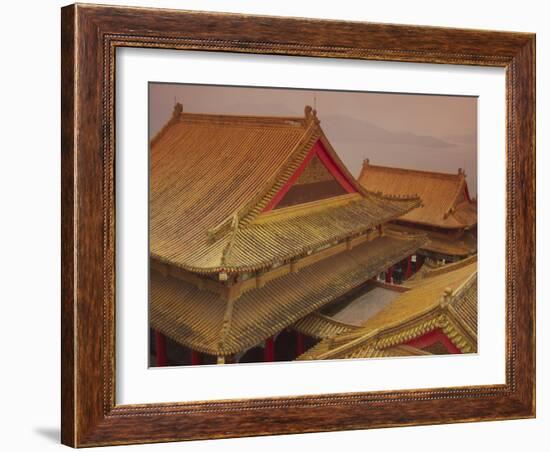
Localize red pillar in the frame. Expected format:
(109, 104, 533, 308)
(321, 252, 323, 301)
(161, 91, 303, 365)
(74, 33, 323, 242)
(385, 266, 394, 283)
(296, 332, 305, 357)
(191, 350, 202, 366)
(405, 256, 413, 279)
(155, 330, 167, 367)
(264, 337, 275, 362)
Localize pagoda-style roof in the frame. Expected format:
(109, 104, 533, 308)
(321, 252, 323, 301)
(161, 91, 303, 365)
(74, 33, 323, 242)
(293, 281, 407, 339)
(388, 223, 477, 258)
(150, 233, 426, 357)
(298, 260, 477, 360)
(150, 105, 421, 274)
(293, 311, 358, 340)
(358, 160, 477, 230)
(404, 254, 477, 286)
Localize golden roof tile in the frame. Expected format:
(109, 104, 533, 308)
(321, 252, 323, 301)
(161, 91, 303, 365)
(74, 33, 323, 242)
(387, 223, 477, 257)
(151, 106, 421, 274)
(293, 312, 359, 339)
(150, 234, 425, 356)
(358, 160, 477, 229)
(404, 254, 477, 286)
(298, 261, 477, 360)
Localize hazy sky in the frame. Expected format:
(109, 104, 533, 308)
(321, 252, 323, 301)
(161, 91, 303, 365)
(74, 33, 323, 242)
(149, 83, 478, 195)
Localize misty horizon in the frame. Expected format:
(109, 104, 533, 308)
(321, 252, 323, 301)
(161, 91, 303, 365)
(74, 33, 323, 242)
(149, 83, 478, 196)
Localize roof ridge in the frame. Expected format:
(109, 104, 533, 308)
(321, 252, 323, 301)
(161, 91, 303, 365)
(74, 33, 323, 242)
(443, 173, 468, 218)
(363, 188, 423, 203)
(361, 159, 464, 181)
(151, 102, 309, 147)
(251, 193, 361, 224)
(220, 214, 240, 266)
(178, 111, 308, 127)
(448, 270, 478, 306)
(217, 297, 236, 357)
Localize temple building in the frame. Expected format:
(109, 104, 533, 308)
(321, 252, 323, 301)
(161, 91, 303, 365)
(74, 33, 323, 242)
(297, 256, 477, 360)
(358, 160, 477, 263)
(149, 104, 426, 366)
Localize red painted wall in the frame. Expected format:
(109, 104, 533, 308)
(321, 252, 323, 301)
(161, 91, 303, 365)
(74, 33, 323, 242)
(404, 328, 462, 354)
(263, 139, 357, 212)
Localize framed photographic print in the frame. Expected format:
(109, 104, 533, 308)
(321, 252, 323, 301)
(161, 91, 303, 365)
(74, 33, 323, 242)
(61, 3, 535, 447)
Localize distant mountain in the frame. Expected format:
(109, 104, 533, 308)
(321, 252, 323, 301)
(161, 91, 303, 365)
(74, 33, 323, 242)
(444, 132, 477, 145)
(319, 113, 457, 149)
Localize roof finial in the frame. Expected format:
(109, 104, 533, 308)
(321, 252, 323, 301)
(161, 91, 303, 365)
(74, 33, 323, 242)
(304, 104, 319, 125)
(173, 101, 183, 118)
(440, 287, 453, 307)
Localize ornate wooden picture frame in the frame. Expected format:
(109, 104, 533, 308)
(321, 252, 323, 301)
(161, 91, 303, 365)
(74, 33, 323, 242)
(61, 3, 535, 447)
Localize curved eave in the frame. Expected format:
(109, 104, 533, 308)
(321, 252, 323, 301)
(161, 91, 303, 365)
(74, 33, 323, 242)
(152, 195, 422, 275)
(395, 215, 477, 231)
(150, 234, 426, 356)
(298, 264, 478, 360)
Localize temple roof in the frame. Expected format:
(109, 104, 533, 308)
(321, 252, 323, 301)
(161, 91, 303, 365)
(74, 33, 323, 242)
(298, 260, 477, 360)
(404, 254, 477, 287)
(293, 312, 358, 340)
(358, 160, 477, 229)
(150, 105, 421, 274)
(293, 281, 406, 338)
(388, 224, 477, 258)
(150, 233, 426, 356)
